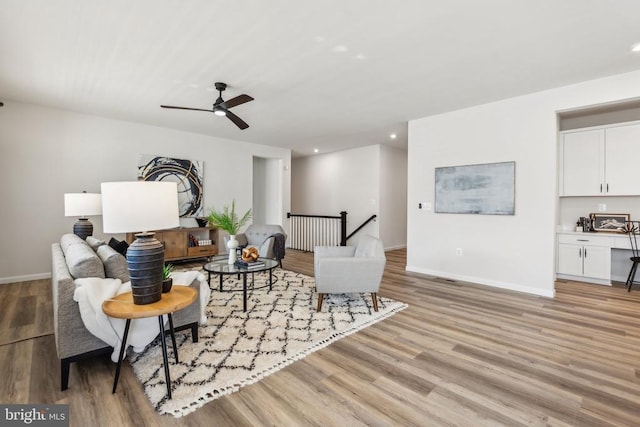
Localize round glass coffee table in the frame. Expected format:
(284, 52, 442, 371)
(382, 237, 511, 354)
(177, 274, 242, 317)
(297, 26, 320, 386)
(203, 255, 279, 312)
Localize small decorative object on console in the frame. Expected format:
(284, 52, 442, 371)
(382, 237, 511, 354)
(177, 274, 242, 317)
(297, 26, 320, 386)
(241, 246, 259, 262)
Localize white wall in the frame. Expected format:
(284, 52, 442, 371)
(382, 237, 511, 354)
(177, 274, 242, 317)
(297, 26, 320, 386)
(408, 70, 640, 297)
(291, 144, 408, 249)
(292, 145, 381, 245)
(379, 145, 408, 249)
(252, 156, 283, 224)
(0, 101, 291, 282)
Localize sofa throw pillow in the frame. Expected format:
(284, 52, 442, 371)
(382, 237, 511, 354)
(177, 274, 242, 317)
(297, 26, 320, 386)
(86, 236, 106, 251)
(97, 245, 130, 283)
(108, 237, 129, 256)
(61, 235, 105, 279)
(354, 235, 378, 257)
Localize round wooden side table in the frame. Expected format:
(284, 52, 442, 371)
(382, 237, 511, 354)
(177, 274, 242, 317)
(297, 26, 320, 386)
(102, 286, 197, 400)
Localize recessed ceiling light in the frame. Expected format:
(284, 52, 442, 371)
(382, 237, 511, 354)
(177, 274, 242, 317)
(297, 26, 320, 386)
(632, 43, 640, 52)
(355, 53, 366, 60)
(332, 45, 348, 53)
(390, 133, 397, 139)
(314, 148, 319, 153)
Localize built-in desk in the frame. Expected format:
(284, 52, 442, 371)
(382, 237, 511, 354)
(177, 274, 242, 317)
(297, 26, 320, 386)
(556, 230, 635, 285)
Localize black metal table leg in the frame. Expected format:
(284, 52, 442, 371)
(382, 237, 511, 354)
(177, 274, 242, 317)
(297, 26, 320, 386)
(219, 274, 223, 291)
(167, 313, 178, 363)
(112, 319, 131, 394)
(242, 272, 248, 312)
(158, 315, 172, 399)
(627, 260, 639, 291)
(269, 268, 273, 291)
(625, 261, 635, 288)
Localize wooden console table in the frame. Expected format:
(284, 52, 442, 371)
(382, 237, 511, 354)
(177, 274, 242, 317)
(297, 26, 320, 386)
(102, 286, 197, 400)
(126, 226, 218, 261)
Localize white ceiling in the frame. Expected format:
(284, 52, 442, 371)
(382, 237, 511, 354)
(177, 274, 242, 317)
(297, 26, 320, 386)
(2, 1, 640, 157)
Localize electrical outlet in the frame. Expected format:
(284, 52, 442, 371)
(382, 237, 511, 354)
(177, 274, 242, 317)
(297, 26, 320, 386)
(455, 248, 463, 256)
(598, 203, 606, 212)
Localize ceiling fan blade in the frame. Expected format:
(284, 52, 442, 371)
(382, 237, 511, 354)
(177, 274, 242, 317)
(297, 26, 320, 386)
(160, 105, 212, 112)
(219, 94, 254, 109)
(226, 110, 249, 130)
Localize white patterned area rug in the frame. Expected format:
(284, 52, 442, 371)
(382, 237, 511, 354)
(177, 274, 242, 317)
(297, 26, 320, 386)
(129, 268, 407, 417)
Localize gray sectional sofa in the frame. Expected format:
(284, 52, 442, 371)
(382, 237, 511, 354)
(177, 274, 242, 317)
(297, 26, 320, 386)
(51, 233, 202, 391)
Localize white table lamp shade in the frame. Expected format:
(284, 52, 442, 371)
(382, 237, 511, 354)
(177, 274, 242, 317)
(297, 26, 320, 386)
(101, 181, 180, 233)
(64, 193, 102, 217)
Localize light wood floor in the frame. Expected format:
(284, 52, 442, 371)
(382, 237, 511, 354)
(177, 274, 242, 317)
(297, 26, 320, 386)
(2, 249, 640, 426)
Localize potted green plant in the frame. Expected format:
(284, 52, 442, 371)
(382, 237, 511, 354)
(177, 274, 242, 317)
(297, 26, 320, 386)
(207, 200, 252, 264)
(162, 263, 173, 293)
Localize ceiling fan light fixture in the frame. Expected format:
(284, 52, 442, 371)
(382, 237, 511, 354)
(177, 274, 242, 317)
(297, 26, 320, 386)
(160, 81, 253, 129)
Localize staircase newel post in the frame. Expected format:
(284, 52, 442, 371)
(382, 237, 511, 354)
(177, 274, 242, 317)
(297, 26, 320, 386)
(340, 211, 347, 246)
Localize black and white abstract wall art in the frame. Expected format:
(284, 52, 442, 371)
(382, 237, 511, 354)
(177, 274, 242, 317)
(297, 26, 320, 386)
(138, 155, 204, 217)
(435, 161, 515, 215)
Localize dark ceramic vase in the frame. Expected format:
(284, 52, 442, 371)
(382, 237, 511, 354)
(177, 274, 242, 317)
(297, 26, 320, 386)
(73, 218, 93, 240)
(127, 233, 164, 304)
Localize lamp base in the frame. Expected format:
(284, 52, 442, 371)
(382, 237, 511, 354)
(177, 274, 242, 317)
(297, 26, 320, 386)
(73, 218, 93, 240)
(127, 232, 164, 305)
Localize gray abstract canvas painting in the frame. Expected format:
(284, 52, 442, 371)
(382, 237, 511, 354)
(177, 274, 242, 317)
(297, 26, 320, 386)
(435, 161, 515, 215)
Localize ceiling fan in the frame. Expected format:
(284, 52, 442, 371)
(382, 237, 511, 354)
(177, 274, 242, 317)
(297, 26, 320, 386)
(161, 82, 254, 130)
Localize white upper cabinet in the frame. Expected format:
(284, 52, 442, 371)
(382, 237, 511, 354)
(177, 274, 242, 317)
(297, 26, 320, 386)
(560, 122, 640, 196)
(560, 129, 604, 196)
(604, 123, 640, 195)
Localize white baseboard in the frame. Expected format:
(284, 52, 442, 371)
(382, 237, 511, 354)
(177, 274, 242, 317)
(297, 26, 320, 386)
(611, 273, 629, 284)
(405, 265, 555, 298)
(384, 244, 406, 251)
(0, 272, 51, 285)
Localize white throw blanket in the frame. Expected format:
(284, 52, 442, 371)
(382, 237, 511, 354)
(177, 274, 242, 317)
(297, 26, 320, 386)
(73, 271, 210, 363)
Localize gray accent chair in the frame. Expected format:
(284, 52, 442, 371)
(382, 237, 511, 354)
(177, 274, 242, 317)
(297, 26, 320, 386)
(225, 224, 286, 266)
(314, 234, 386, 311)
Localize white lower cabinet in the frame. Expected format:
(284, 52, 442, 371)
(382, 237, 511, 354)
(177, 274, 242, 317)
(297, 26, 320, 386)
(557, 234, 612, 284)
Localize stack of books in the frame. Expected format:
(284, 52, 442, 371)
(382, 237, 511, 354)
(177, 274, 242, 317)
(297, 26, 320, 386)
(234, 260, 265, 269)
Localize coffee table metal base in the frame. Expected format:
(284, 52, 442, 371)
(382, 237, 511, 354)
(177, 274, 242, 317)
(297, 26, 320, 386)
(204, 257, 278, 312)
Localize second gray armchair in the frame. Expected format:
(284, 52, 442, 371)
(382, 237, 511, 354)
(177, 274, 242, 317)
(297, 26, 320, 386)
(225, 224, 287, 266)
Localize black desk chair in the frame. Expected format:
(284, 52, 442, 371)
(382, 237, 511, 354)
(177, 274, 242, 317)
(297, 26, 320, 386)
(624, 221, 640, 292)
